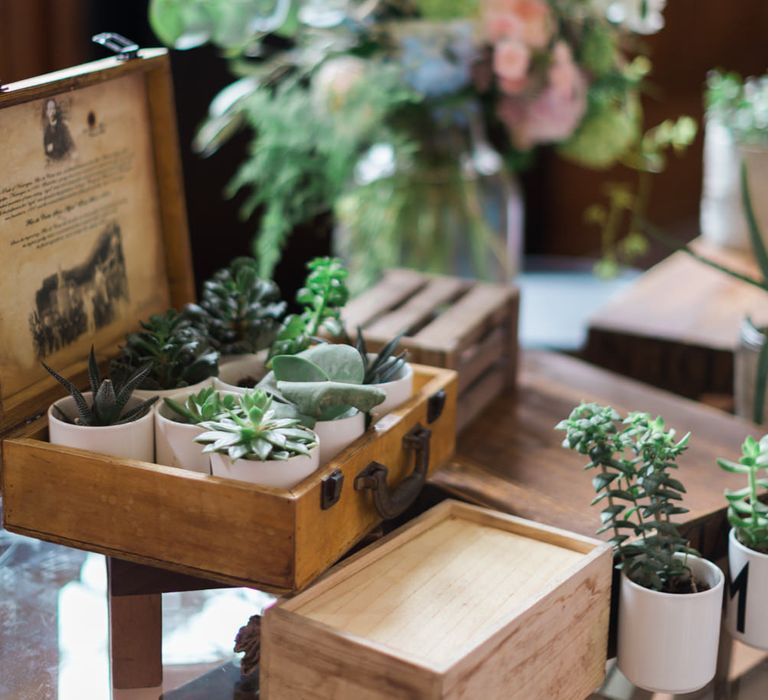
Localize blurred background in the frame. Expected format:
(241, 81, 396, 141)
(2, 0, 767, 298)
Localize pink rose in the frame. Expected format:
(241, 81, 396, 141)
(483, 0, 553, 49)
(493, 39, 530, 85)
(497, 45, 587, 149)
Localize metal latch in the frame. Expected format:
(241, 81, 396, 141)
(321, 469, 344, 510)
(92, 32, 140, 61)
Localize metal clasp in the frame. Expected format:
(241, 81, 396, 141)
(92, 33, 140, 61)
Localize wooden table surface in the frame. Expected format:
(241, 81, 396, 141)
(584, 240, 768, 400)
(432, 350, 760, 560)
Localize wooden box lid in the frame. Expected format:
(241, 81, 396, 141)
(0, 50, 194, 438)
(261, 500, 612, 699)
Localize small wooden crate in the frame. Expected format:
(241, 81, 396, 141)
(0, 53, 458, 595)
(261, 499, 612, 700)
(343, 269, 519, 431)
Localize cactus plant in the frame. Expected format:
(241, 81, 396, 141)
(269, 344, 385, 421)
(163, 387, 239, 425)
(186, 257, 286, 355)
(111, 310, 219, 390)
(43, 346, 158, 426)
(195, 389, 317, 461)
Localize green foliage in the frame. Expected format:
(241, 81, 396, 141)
(557, 402, 698, 592)
(355, 328, 408, 384)
(270, 257, 349, 358)
(270, 344, 386, 421)
(411, 0, 479, 19)
(196, 389, 317, 461)
(112, 310, 220, 391)
(706, 69, 768, 145)
(163, 387, 239, 425)
(186, 257, 286, 355)
(44, 347, 157, 427)
(718, 435, 768, 553)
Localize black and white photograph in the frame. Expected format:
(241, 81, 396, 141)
(42, 96, 75, 162)
(28, 222, 129, 358)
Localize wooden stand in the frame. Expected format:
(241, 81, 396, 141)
(585, 240, 768, 403)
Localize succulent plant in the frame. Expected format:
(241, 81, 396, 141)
(111, 310, 219, 390)
(269, 257, 349, 358)
(355, 327, 408, 384)
(185, 257, 286, 355)
(196, 389, 318, 461)
(718, 435, 768, 554)
(269, 344, 385, 421)
(43, 346, 158, 426)
(163, 387, 240, 425)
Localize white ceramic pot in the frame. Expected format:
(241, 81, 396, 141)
(727, 528, 768, 650)
(213, 352, 268, 395)
(48, 394, 154, 462)
(154, 401, 210, 474)
(617, 554, 724, 694)
(133, 377, 213, 401)
(370, 361, 414, 417)
(210, 445, 319, 489)
(314, 410, 366, 465)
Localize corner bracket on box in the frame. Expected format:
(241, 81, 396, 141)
(92, 32, 140, 61)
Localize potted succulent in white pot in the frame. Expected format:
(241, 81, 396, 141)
(186, 257, 285, 391)
(195, 389, 319, 489)
(558, 404, 724, 695)
(111, 310, 220, 399)
(267, 344, 385, 464)
(718, 435, 768, 650)
(355, 329, 412, 416)
(43, 347, 158, 462)
(157, 387, 240, 474)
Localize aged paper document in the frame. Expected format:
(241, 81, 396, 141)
(0, 72, 171, 400)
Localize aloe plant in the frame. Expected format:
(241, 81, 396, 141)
(195, 389, 317, 461)
(186, 257, 286, 355)
(355, 328, 407, 384)
(269, 257, 349, 358)
(557, 402, 699, 593)
(111, 310, 219, 390)
(718, 435, 768, 554)
(163, 387, 239, 425)
(43, 346, 157, 426)
(269, 344, 385, 421)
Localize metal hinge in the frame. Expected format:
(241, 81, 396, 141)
(92, 32, 140, 61)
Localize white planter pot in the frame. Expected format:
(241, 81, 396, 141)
(48, 394, 154, 462)
(154, 401, 210, 474)
(700, 115, 768, 252)
(370, 361, 414, 417)
(213, 352, 268, 395)
(210, 446, 319, 489)
(727, 528, 768, 650)
(133, 377, 213, 401)
(314, 411, 366, 464)
(617, 554, 724, 694)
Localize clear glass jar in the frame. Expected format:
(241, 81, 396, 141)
(735, 317, 768, 425)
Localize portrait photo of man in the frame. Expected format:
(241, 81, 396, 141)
(42, 97, 75, 161)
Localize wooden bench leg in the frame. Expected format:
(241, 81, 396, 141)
(109, 592, 163, 689)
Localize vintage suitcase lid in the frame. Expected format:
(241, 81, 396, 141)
(0, 48, 195, 436)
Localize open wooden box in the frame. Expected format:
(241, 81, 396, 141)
(0, 50, 458, 594)
(262, 500, 613, 699)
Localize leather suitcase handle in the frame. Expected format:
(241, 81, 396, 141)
(354, 424, 431, 520)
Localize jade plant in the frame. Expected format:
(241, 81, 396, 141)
(111, 310, 219, 390)
(185, 257, 286, 355)
(557, 403, 699, 592)
(269, 257, 349, 359)
(268, 344, 385, 421)
(355, 328, 408, 385)
(163, 387, 239, 425)
(718, 435, 768, 554)
(195, 389, 317, 461)
(43, 347, 158, 426)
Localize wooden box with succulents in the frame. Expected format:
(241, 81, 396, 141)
(1, 51, 458, 595)
(558, 404, 725, 695)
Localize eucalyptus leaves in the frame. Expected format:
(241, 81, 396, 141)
(557, 402, 698, 592)
(718, 435, 768, 554)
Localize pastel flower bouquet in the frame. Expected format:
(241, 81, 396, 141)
(150, 0, 674, 287)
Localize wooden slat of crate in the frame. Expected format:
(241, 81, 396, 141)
(342, 269, 428, 331)
(457, 362, 508, 432)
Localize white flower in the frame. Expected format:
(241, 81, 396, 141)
(312, 56, 368, 112)
(602, 0, 667, 35)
